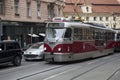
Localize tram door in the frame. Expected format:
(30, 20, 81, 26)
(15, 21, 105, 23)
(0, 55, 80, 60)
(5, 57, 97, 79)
(72, 28, 83, 53)
(94, 30, 106, 52)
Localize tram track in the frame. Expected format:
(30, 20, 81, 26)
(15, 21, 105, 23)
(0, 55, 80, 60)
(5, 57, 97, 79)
(106, 68, 120, 80)
(70, 60, 110, 80)
(15, 53, 120, 80)
(16, 59, 102, 80)
(71, 54, 120, 80)
(16, 64, 67, 80)
(43, 53, 120, 80)
(106, 60, 120, 80)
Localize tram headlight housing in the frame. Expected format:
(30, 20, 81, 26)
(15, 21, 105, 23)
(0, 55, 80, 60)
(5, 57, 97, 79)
(58, 48, 62, 52)
(67, 46, 70, 52)
(44, 47, 47, 51)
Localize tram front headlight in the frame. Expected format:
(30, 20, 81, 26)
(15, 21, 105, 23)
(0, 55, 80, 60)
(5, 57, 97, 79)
(67, 46, 70, 52)
(44, 47, 47, 51)
(58, 48, 62, 52)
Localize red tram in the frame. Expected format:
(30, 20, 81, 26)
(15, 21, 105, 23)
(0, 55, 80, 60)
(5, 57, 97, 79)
(44, 17, 115, 62)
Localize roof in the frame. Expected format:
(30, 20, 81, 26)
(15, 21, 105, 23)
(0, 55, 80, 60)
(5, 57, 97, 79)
(64, 0, 120, 13)
(65, 0, 120, 4)
(63, 5, 82, 13)
(92, 5, 120, 13)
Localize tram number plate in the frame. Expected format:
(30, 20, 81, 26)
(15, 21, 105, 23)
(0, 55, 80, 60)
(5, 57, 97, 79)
(45, 55, 54, 61)
(46, 54, 54, 59)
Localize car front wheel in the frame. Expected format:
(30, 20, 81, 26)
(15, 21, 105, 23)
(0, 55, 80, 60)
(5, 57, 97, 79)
(12, 56, 22, 66)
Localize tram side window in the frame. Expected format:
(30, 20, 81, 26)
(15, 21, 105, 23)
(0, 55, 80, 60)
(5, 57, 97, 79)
(107, 32, 114, 40)
(90, 29, 94, 40)
(83, 29, 87, 40)
(83, 28, 93, 40)
(111, 33, 115, 40)
(106, 31, 109, 40)
(73, 28, 83, 40)
(64, 28, 72, 39)
(94, 29, 106, 46)
(94, 31, 100, 40)
(94, 30, 105, 40)
(100, 31, 105, 40)
(107, 32, 110, 40)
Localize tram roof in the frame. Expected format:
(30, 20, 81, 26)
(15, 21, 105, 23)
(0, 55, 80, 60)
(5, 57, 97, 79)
(47, 21, 114, 31)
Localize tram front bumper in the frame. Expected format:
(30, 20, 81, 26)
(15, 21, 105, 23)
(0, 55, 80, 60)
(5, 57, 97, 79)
(44, 52, 73, 62)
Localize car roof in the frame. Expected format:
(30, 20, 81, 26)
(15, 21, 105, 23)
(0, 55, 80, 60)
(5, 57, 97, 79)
(34, 42, 44, 44)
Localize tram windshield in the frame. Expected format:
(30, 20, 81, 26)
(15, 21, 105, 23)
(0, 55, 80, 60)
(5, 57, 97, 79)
(45, 27, 72, 42)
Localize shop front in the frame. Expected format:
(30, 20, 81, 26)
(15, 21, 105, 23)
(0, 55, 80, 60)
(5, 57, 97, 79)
(1, 21, 46, 48)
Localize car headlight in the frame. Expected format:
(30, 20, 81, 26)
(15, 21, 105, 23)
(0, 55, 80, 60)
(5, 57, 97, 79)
(24, 51, 27, 54)
(36, 52, 40, 55)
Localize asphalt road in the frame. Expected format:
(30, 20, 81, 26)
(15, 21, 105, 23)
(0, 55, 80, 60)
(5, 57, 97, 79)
(0, 53, 120, 80)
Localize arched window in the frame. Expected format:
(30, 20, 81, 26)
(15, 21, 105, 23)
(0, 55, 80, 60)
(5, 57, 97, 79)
(0, 0, 4, 14)
(14, 0, 19, 15)
(37, 0, 41, 17)
(86, 6, 89, 12)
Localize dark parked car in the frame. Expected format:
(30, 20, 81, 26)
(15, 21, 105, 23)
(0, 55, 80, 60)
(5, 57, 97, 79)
(0, 40, 23, 66)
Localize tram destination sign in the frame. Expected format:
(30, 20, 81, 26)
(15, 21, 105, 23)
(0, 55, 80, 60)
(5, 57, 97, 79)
(48, 23, 64, 28)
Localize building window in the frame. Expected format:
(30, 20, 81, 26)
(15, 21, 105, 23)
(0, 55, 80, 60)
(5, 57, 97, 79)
(94, 17, 97, 21)
(47, 3, 54, 19)
(27, 2, 31, 17)
(86, 17, 89, 21)
(99, 17, 102, 21)
(113, 16, 116, 21)
(37, 0, 41, 17)
(106, 23, 109, 27)
(0, 0, 4, 14)
(14, 0, 19, 15)
(86, 6, 89, 12)
(113, 24, 116, 29)
(47, 5, 51, 18)
(58, 7, 61, 16)
(106, 17, 109, 21)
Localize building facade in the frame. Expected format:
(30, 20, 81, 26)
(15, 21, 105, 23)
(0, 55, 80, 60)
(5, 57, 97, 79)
(0, 0, 65, 47)
(63, 0, 120, 29)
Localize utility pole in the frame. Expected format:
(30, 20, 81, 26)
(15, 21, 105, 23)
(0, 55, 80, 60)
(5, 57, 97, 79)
(70, 0, 83, 21)
(70, 0, 80, 17)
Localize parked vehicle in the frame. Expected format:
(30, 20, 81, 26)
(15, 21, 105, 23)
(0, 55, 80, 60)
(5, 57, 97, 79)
(24, 42, 44, 61)
(0, 40, 23, 66)
(23, 44, 32, 51)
